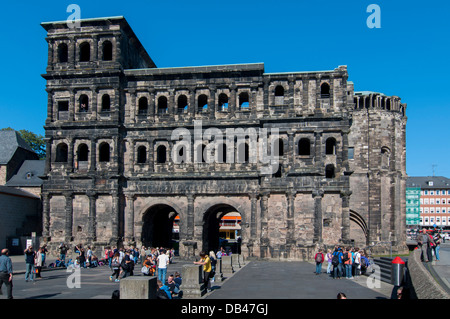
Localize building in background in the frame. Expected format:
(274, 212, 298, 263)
(407, 176, 450, 230)
(406, 186, 421, 227)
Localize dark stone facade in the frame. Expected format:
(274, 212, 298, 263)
(40, 17, 407, 260)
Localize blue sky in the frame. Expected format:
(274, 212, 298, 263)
(0, 0, 449, 177)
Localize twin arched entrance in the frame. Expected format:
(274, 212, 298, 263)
(141, 203, 242, 254)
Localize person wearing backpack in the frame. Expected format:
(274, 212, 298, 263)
(343, 247, 353, 279)
(314, 249, 324, 275)
(331, 247, 343, 279)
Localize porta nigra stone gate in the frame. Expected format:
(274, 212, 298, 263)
(40, 17, 408, 260)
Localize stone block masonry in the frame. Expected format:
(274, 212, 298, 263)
(39, 16, 408, 260)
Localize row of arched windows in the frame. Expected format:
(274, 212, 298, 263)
(137, 92, 248, 115)
(54, 137, 338, 164)
(57, 40, 113, 63)
(54, 142, 111, 163)
(56, 83, 332, 116)
(58, 94, 112, 113)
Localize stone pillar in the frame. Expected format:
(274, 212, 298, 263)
(312, 190, 324, 244)
(120, 276, 158, 299)
(181, 264, 206, 298)
(42, 193, 51, 240)
(87, 191, 97, 242)
(63, 192, 73, 242)
(215, 258, 224, 282)
(221, 255, 234, 274)
(89, 139, 96, 172)
(110, 190, 120, 246)
(340, 190, 352, 244)
(125, 194, 135, 244)
(286, 190, 296, 245)
(260, 192, 269, 256)
(44, 138, 52, 174)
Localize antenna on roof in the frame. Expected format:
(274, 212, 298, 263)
(432, 164, 437, 177)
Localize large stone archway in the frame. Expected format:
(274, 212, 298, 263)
(141, 204, 179, 249)
(202, 203, 242, 254)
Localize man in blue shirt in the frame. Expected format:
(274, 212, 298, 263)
(0, 248, 13, 299)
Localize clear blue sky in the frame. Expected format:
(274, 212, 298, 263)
(0, 0, 449, 177)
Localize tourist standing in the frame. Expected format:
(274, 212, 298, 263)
(314, 249, 324, 275)
(34, 248, 43, 278)
(194, 251, 212, 292)
(326, 249, 333, 274)
(344, 247, 353, 279)
(59, 243, 68, 266)
(434, 233, 441, 261)
(24, 246, 35, 282)
(157, 249, 170, 284)
(0, 248, 13, 299)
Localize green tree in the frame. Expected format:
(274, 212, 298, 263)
(1, 127, 46, 160)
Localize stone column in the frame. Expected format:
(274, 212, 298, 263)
(229, 85, 236, 118)
(42, 193, 51, 240)
(63, 191, 73, 242)
(260, 192, 269, 256)
(44, 138, 52, 174)
(125, 194, 135, 244)
(87, 191, 97, 242)
(110, 190, 120, 246)
(89, 139, 97, 172)
(286, 190, 296, 245)
(312, 190, 324, 244)
(209, 86, 216, 120)
(340, 190, 352, 244)
(67, 138, 74, 173)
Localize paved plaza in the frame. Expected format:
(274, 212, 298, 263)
(2, 244, 450, 300)
(2, 256, 393, 300)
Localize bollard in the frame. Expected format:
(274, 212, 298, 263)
(120, 276, 158, 299)
(180, 264, 206, 298)
(391, 256, 405, 286)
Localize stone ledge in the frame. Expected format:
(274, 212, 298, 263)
(408, 249, 450, 299)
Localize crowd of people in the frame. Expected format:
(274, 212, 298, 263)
(417, 229, 442, 262)
(314, 245, 371, 280)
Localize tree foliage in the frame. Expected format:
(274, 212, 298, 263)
(1, 127, 46, 160)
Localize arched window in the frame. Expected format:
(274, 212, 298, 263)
(77, 144, 89, 162)
(102, 41, 113, 61)
(55, 143, 68, 162)
(198, 94, 208, 112)
(79, 94, 89, 112)
(158, 96, 168, 114)
(218, 93, 228, 111)
(58, 43, 68, 63)
(177, 95, 188, 113)
(156, 145, 167, 163)
(137, 146, 147, 164)
(138, 97, 148, 115)
(101, 94, 110, 111)
(381, 147, 390, 169)
(325, 164, 335, 179)
(298, 138, 311, 156)
(325, 137, 336, 155)
(320, 82, 330, 98)
(275, 85, 284, 105)
(239, 92, 249, 109)
(99, 143, 110, 162)
(79, 42, 90, 62)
